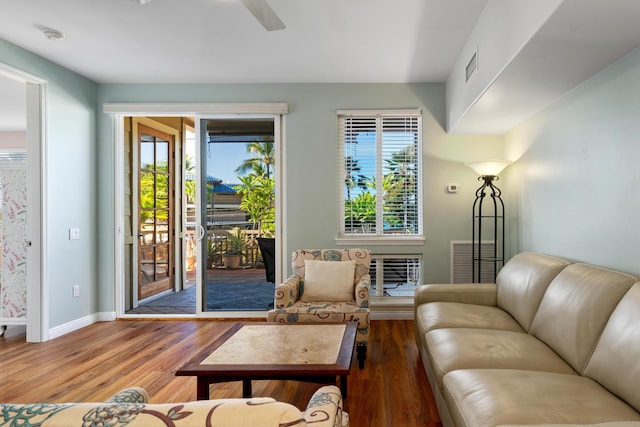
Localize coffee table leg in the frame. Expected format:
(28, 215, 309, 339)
(197, 377, 210, 400)
(242, 379, 252, 398)
(340, 375, 348, 399)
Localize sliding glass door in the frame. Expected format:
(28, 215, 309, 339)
(195, 117, 279, 314)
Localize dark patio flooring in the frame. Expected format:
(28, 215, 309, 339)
(126, 267, 275, 315)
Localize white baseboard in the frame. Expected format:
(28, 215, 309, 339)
(45, 306, 412, 338)
(370, 297, 415, 320)
(98, 311, 117, 321)
(371, 310, 414, 320)
(48, 311, 116, 340)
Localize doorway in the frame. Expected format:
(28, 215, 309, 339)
(114, 106, 286, 318)
(198, 118, 276, 312)
(0, 64, 45, 341)
(137, 124, 174, 300)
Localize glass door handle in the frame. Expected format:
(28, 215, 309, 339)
(196, 224, 205, 241)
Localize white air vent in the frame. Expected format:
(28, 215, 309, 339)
(465, 50, 478, 82)
(450, 240, 495, 283)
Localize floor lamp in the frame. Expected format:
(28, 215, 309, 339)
(466, 160, 511, 283)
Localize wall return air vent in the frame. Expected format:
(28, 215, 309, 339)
(465, 49, 478, 82)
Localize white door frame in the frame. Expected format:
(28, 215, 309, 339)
(105, 103, 288, 318)
(0, 63, 47, 342)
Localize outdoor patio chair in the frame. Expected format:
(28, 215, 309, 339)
(257, 237, 276, 283)
(267, 248, 371, 368)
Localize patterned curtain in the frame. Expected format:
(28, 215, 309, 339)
(0, 167, 27, 323)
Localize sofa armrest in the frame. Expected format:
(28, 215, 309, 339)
(274, 275, 301, 308)
(305, 385, 349, 427)
(355, 274, 371, 308)
(414, 283, 498, 309)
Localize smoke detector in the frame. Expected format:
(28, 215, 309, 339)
(43, 29, 65, 41)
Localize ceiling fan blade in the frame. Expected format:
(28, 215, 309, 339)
(241, 0, 286, 31)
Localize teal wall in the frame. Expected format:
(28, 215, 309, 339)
(97, 83, 503, 312)
(0, 39, 98, 328)
(504, 47, 640, 275)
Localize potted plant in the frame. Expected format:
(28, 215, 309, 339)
(220, 228, 247, 269)
(207, 237, 222, 269)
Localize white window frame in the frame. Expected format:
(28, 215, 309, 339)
(336, 109, 424, 245)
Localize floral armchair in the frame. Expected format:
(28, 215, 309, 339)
(267, 248, 371, 369)
(0, 386, 348, 427)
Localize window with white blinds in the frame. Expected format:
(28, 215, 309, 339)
(337, 110, 422, 239)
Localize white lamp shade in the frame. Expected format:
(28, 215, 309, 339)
(465, 160, 512, 176)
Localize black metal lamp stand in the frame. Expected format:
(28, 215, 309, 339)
(471, 174, 505, 283)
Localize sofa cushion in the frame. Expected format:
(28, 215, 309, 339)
(443, 369, 640, 427)
(584, 283, 640, 412)
(415, 301, 524, 337)
(500, 423, 640, 427)
(292, 249, 371, 284)
(425, 328, 576, 392)
(496, 252, 570, 331)
(529, 263, 636, 373)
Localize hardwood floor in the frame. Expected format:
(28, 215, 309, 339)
(0, 320, 441, 427)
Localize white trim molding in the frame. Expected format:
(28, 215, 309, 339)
(103, 103, 289, 115)
(48, 312, 115, 340)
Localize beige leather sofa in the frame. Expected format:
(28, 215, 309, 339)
(414, 252, 640, 427)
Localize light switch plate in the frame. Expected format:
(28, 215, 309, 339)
(69, 228, 80, 240)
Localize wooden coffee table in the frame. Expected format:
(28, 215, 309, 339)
(176, 322, 357, 400)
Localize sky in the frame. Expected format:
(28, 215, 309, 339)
(185, 131, 253, 184)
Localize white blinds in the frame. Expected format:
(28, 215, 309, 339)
(337, 110, 422, 237)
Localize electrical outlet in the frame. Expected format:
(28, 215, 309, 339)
(72, 285, 80, 298)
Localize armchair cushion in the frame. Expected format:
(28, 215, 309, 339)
(301, 260, 356, 302)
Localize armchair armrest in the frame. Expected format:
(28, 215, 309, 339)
(355, 274, 371, 308)
(274, 275, 302, 308)
(105, 387, 148, 403)
(414, 283, 497, 310)
(304, 385, 349, 427)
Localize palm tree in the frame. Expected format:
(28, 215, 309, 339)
(235, 141, 274, 178)
(184, 153, 196, 204)
(344, 156, 368, 203)
(384, 146, 418, 232)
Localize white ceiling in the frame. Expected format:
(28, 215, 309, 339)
(2, 0, 640, 134)
(0, 0, 488, 84)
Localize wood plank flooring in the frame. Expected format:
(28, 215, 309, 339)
(0, 320, 441, 427)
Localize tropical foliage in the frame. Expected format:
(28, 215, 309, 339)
(184, 154, 196, 204)
(235, 174, 275, 236)
(234, 141, 275, 236)
(140, 160, 169, 226)
(235, 141, 274, 178)
(344, 145, 418, 234)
